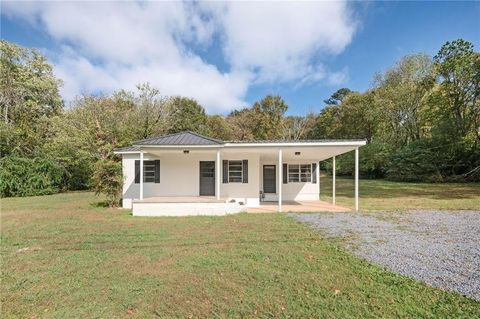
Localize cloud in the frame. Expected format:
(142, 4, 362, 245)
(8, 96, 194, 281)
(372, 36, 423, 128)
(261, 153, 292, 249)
(2, 1, 357, 112)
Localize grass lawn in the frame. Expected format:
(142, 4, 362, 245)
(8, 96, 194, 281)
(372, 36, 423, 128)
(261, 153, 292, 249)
(320, 175, 480, 211)
(2, 192, 479, 318)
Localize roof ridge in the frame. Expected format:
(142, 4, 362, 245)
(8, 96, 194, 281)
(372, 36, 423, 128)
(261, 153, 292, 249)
(133, 131, 224, 145)
(184, 130, 224, 144)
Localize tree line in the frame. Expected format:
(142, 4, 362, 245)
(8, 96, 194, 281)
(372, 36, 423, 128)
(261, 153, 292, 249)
(0, 39, 478, 203)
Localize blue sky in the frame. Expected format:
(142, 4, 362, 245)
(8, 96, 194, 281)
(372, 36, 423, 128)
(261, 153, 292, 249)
(1, 1, 479, 115)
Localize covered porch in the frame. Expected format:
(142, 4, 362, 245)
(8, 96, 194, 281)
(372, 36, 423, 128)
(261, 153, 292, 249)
(247, 200, 351, 213)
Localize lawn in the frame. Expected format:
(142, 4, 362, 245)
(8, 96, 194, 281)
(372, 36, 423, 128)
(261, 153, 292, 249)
(320, 175, 480, 211)
(1, 191, 479, 318)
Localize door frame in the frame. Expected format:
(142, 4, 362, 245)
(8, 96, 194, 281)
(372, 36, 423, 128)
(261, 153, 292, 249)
(199, 161, 216, 196)
(263, 165, 276, 194)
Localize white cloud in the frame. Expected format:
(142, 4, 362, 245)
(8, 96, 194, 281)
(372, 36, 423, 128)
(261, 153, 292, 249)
(2, 1, 357, 112)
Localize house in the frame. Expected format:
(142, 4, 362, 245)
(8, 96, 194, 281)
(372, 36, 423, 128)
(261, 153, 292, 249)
(114, 131, 366, 216)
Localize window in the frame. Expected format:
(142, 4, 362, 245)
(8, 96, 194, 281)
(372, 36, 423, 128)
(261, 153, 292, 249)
(135, 160, 160, 183)
(143, 161, 156, 183)
(228, 160, 243, 182)
(288, 164, 312, 183)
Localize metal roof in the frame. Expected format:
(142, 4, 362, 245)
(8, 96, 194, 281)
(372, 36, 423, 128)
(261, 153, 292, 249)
(113, 146, 140, 152)
(133, 131, 224, 146)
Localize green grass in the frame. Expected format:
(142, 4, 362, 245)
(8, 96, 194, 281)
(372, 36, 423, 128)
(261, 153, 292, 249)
(320, 175, 480, 211)
(1, 192, 479, 318)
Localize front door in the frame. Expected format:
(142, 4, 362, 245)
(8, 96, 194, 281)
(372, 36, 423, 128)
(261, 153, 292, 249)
(263, 165, 276, 194)
(199, 161, 215, 196)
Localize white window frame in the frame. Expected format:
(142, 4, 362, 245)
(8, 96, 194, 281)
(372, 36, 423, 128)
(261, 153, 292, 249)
(228, 160, 243, 183)
(288, 163, 312, 183)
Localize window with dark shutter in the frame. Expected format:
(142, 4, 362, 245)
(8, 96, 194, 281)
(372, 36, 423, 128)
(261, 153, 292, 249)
(134, 160, 159, 183)
(135, 160, 140, 183)
(242, 160, 248, 183)
(223, 160, 228, 183)
(155, 160, 160, 183)
(283, 163, 288, 184)
(312, 163, 317, 184)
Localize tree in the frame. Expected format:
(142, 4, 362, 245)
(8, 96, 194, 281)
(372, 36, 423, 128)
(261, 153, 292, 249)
(250, 95, 288, 139)
(374, 54, 435, 146)
(432, 39, 480, 141)
(227, 108, 256, 140)
(283, 114, 316, 140)
(0, 40, 63, 156)
(129, 83, 171, 139)
(323, 88, 352, 105)
(167, 96, 208, 134)
(206, 115, 234, 140)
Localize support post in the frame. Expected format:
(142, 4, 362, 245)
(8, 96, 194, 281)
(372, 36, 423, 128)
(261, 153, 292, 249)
(278, 149, 283, 212)
(216, 150, 221, 200)
(332, 156, 336, 205)
(355, 147, 359, 211)
(139, 151, 144, 200)
(316, 160, 321, 200)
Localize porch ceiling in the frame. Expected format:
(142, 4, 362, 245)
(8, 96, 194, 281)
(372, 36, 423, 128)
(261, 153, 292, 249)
(141, 145, 358, 161)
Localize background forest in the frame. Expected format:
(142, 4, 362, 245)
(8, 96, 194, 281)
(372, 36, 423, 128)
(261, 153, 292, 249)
(1, 39, 479, 202)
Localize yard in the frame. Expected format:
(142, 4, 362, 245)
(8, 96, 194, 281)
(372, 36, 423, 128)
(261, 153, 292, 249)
(320, 175, 480, 211)
(2, 180, 480, 318)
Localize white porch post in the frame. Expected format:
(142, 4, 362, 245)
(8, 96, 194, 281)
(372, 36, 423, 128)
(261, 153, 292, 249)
(139, 151, 144, 200)
(355, 147, 359, 211)
(332, 156, 336, 205)
(216, 150, 221, 200)
(316, 160, 320, 199)
(278, 149, 283, 212)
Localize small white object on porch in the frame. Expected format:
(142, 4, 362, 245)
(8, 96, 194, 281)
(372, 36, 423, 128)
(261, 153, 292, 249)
(139, 151, 144, 200)
(216, 150, 221, 200)
(278, 148, 283, 212)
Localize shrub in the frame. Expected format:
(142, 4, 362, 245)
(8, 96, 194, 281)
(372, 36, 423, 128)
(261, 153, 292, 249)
(0, 157, 64, 197)
(92, 159, 122, 207)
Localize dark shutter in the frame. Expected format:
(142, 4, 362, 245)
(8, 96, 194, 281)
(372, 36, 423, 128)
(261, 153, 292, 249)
(312, 163, 317, 184)
(283, 163, 288, 184)
(154, 160, 160, 183)
(242, 160, 248, 183)
(135, 160, 140, 183)
(223, 160, 228, 183)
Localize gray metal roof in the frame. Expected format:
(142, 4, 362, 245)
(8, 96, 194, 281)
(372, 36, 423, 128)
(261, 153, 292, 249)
(133, 131, 224, 146)
(113, 146, 140, 152)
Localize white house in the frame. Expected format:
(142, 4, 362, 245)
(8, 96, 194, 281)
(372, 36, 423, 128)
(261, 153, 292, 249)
(114, 131, 366, 216)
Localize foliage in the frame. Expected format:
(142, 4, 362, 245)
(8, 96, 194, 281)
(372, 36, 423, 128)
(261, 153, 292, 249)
(91, 159, 123, 207)
(250, 94, 288, 139)
(0, 40, 63, 156)
(0, 156, 63, 197)
(167, 96, 208, 134)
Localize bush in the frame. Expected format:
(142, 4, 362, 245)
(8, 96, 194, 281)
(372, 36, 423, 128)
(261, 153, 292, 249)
(0, 157, 64, 197)
(92, 159, 122, 207)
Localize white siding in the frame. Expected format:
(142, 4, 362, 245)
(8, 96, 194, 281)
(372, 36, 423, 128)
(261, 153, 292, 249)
(121, 152, 261, 208)
(259, 160, 319, 201)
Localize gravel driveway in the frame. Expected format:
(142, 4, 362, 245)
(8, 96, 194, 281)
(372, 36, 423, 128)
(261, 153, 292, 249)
(289, 210, 480, 301)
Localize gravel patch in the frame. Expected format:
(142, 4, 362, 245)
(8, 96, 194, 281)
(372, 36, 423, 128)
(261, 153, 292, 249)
(289, 210, 480, 301)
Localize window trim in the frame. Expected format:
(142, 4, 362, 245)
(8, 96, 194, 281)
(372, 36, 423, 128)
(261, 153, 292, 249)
(288, 163, 312, 183)
(228, 160, 243, 183)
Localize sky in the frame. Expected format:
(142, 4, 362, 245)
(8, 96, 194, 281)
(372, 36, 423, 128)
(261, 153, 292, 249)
(1, 1, 479, 115)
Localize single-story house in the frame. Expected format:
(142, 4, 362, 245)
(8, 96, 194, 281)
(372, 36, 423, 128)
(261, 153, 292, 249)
(114, 131, 366, 216)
